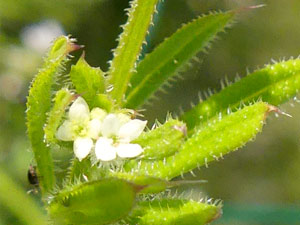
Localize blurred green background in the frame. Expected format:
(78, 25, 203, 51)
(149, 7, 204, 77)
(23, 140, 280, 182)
(1, 0, 300, 224)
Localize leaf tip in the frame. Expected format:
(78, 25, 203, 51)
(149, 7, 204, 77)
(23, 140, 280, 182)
(268, 105, 292, 118)
(68, 43, 83, 53)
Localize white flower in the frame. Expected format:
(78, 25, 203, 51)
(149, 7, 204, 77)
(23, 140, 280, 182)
(56, 97, 106, 161)
(55, 97, 146, 162)
(95, 113, 147, 161)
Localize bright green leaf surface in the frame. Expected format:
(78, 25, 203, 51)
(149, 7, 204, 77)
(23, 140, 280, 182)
(182, 59, 300, 130)
(44, 88, 73, 143)
(69, 57, 105, 107)
(125, 11, 234, 109)
(134, 118, 186, 159)
(48, 179, 138, 225)
(126, 199, 221, 225)
(108, 0, 159, 105)
(0, 168, 48, 225)
(93, 93, 113, 112)
(26, 36, 78, 193)
(125, 102, 270, 179)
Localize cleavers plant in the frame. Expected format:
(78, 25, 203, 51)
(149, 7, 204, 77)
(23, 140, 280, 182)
(25, 1, 300, 224)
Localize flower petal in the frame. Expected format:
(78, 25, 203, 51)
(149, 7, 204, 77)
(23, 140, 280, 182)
(118, 119, 147, 142)
(95, 137, 116, 161)
(56, 120, 73, 141)
(88, 119, 101, 139)
(69, 97, 90, 122)
(100, 114, 121, 137)
(116, 143, 144, 158)
(73, 137, 93, 161)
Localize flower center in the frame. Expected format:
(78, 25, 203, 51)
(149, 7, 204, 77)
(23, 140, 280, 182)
(72, 121, 89, 137)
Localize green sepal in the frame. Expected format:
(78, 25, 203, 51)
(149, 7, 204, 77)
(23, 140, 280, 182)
(125, 199, 221, 225)
(125, 102, 271, 179)
(44, 88, 73, 144)
(182, 59, 300, 130)
(92, 93, 114, 112)
(69, 56, 105, 107)
(66, 157, 108, 184)
(66, 157, 93, 183)
(134, 118, 186, 160)
(48, 179, 140, 225)
(125, 11, 235, 109)
(26, 36, 78, 193)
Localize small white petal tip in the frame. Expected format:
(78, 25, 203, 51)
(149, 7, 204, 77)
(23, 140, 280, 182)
(69, 97, 90, 121)
(116, 143, 144, 158)
(74, 137, 93, 161)
(118, 119, 147, 141)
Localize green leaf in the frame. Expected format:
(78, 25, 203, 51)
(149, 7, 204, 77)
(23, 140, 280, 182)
(125, 11, 235, 109)
(108, 0, 159, 105)
(48, 179, 139, 225)
(93, 94, 113, 112)
(69, 56, 105, 107)
(125, 102, 271, 179)
(134, 118, 186, 160)
(182, 59, 300, 130)
(26, 36, 78, 193)
(0, 167, 48, 225)
(44, 88, 73, 143)
(125, 199, 221, 225)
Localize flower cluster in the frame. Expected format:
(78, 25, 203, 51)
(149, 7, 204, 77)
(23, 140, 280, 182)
(56, 97, 147, 162)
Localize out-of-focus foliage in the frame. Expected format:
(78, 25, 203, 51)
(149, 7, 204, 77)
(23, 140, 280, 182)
(1, 0, 300, 224)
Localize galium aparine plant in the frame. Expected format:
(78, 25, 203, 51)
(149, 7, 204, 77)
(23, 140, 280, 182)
(25, 1, 300, 224)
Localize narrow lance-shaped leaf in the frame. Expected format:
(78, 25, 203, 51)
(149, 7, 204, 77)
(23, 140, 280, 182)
(182, 59, 300, 130)
(125, 199, 221, 225)
(125, 11, 235, 109)
(44, 88, 73, 143)
(26, 36, 78, 193)
(125, 102, 272, 179)
(0, 168, 48, 225)
(108, 0, 159, 105)
(69, 56, 105, 107)
(48, 179, 140, 225)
